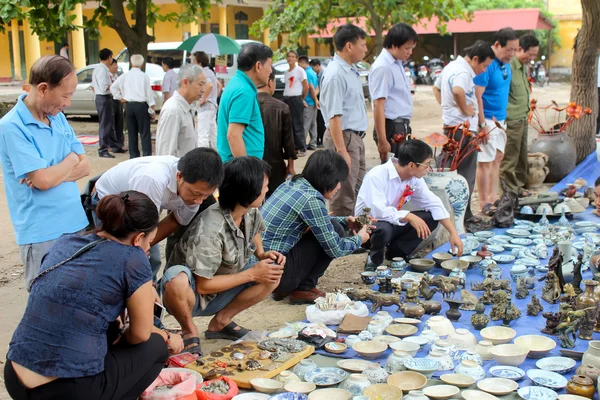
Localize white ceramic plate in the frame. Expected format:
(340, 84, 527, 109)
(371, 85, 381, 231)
(518, 386, 558, 400)
(535, 357, 576, 374)
(493, 254, 516, 264)
(510, 238, 533, 246)
(394, 317, 421, 325)
(526, 369, 568, 390)
(507, 229, 531, 237)
(486, 244, 506, 253)
(304, 367, 348, 387)
(462, 390, 500, 400)
(477, 378, 519, 395)
(489, 366, 525, 380)
(336, 359, 375, 373)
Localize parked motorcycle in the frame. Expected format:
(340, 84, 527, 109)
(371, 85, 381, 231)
(404, 65, 417, 94)
(428, 58, 444, 85)
(530, 56, 547, 87)
(417, 56, 431, 85)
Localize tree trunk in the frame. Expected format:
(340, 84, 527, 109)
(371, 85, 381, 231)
(108, 0, 153, 70)
(567, 0, 600, 163)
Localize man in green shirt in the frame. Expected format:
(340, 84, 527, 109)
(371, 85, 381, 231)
(500, 34, 539, 195)
(217, 43, 273, 162)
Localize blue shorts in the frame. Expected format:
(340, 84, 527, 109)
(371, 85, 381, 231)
(159, 264, 255, 317)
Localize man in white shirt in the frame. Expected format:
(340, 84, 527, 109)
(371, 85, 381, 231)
(109, 59, 127, 154)
(433, 40, 494, 220)
(94, 147, 224, 278)
(193, 51, 221, 149)
(111, 54, 156, 158)
(283, 51, 309, 156)
(59, 43, 69, 59)
(356, 140, 464, 269)
(369, 23, 418, 163)
(161, 57, 178, 102)
(156, 64, 206, 157)
(92, 48, 117, 158)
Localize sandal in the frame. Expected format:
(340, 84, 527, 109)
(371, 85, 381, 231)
(482, 203, 497, 217)
(204, 322, 250, 341)
(182, 336, 203, 356)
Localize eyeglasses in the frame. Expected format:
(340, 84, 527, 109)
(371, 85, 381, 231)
(415, 161, 434, 171)
(500, 64, 508, 80)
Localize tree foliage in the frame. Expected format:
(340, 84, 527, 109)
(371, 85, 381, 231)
(251, 0, 469, 60)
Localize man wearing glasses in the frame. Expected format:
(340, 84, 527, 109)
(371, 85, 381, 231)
(473, 28, 519, 215)
(356, 140, 464, 270)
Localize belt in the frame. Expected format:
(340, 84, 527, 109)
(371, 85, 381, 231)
(283, 95, 302, 99)
(387, 117, 411, 124)
(97, 94, 112, 97)
(348, 129, 366, 138)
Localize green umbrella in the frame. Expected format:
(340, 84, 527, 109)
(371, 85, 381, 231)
(178, 33, 241, 55)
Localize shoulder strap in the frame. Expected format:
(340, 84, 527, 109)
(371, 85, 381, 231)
(28, 238, 109, 292)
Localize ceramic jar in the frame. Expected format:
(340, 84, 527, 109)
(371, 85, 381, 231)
(447, 328, 478, 351)
(576, 364, 600, 383)
(367, 320, 386, 336)
(486, 263, 502, 280)
(530, 132, 576, 182)
(391, 257, 407, 271)
(420, 325, 441, 344)
(431, 340, 459, 360)
(339, 374, 372, 395)
(423, 169, 469, 234)
(427, 316, 455, 337)
(474, 340, 495, 361)
(577, 280, 599, 340)
(459, 350, 484, 366)
(373, 311, 393, 327)
(276, 370, 301, 385)
(385, 350, 413, 374)
(454, 360, 485, 382)
(404, 391, 429, 400)
(292, 359, 317, 381)
(479, 257, 494, 276)
(346, 335, 361, 348)
(427, 350, 454, 371)
(582, 340, 600, 369)
(363, 363, 389, 384)
(510, 264, 528, 282)
(376, 266, 392, 279)
(526, 152, 550, 189)
(566, 375, 595, 399)
(358, 330, 374, 341)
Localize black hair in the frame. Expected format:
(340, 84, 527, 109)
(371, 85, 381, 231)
(383, 23, 418, 49)
(287, 50, 298, 57)
(519, 34, 540, 51)
(99, 48, 113, 61)
(193, 51, 210, 67)
(333, 23, 367, 52)
(595, 176, 600, 187)
(62, 43, 69, 47)
(219, 157, 271, 211)
(237, 43, 274, 72)
(494, 28, 518, 47)
(162, 56, 174, 69)
(309, 59, 321, 67)
(111, 59, 118, 65)
(298, 55, 309, 64)
(177, 147, 224, 187)
(396, 140, 433, 167)
(268, 70, 275, 82)
(96, 191, 159, 239)
(464, 40, 495, 63)
(29, 56, 75, 89)
(293, 150, 349, 194)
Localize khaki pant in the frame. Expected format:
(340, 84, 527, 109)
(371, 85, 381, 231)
(500, 118, 528, 193)
(324, 129, 366, 216)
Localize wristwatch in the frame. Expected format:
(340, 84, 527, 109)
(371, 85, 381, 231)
(478, 122, 487, 129)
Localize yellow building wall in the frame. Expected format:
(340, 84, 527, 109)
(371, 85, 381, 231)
(39, 39, 55, 57)
(0, 31, 12, 79)
(547, 0, 582, 15)
(551, 19, 581, 68)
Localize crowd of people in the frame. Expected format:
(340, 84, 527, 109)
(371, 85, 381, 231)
(0, 19, 544, 400)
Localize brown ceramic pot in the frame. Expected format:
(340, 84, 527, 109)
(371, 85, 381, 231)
(566, 375, 595, 399)
(401, 304, 426, 318)
(576, 364, 600, 383)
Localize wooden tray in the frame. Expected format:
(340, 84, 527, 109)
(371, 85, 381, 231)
(186, 341, 315, 389)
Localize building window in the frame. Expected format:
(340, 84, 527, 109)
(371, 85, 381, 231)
(235, 24, 248, 39)
(210, 23, 220, 34)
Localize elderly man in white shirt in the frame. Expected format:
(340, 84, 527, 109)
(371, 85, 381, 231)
(111, 54, 156, 158)
(156, 64, 206, 157)
(356, 140, 464, 270)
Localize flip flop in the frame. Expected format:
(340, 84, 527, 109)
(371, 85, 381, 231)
(205, 322, 250, 341)
(182, 336, 203, 356)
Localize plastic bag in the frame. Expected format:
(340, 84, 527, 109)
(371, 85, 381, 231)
(305, 300, 369, 325)
(196, 377, 239, 400)
(141, 369, 198, 400)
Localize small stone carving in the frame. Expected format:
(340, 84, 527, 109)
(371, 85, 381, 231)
(459, 290, 478, 311)
(556, 309, 586, 348)
(490, 291, 521, 321)
(470, 279, 511, 292)
(355, 207, 372, 231)
(502, 299, 516, 327)
(541, 311, 561, 335)
(527, 295, 543, 316)
(516, 278, 529, 299)
(541, 270, 561, 304)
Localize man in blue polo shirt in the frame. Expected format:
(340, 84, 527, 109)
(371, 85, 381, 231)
(217, 43, 273, 162)
(0, 56, 90, 290)
(474, 27, 519, 215)
(298, 55, 320, 151)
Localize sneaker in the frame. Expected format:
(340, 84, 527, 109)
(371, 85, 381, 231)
(289, 290, 320, 304)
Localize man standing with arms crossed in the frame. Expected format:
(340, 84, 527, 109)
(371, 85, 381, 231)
(284, 51, 309, 156)
(321, 23, 369, 216)
(369, 23, 418, 163)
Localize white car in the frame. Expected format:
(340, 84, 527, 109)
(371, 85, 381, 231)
(63, 63, 165, 117)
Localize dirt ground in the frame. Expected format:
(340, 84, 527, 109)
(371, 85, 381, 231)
(0, 82, 571, 397)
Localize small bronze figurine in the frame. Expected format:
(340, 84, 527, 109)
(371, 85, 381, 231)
(527, 295, 543, 316)
(471, 297, 489, 330)
(502, 299, 515, 327)
(572, 253, 584, 294)
(541, 311, 561, 335)
(541, 270, 561, 304)
(419, 278, 438, 300)
(516, 278, 529, 299)
(556, 309, 586, 348)
(459, 289, 478, 311)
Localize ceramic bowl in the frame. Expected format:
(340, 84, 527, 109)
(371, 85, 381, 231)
(514, 335, 556, 358)
(387, 371, 427, 393)
(403, 358, 441, 378)
(307, 388, 351, 400)
(363, 384, 404, 400)
(536, 203, 553, 215)
(409, 258, 436, 272)
(526, 369, 568, 390)
(521, 206, 534, 215)
(477, 378, 519, 396)
(232, 393, 271, 400)
(268, 393, 309, 400)
(305, 368, 348, 387)
(285, 382, 317, 394)
(459, 255, 482, 268)
(403, 336, 430, 349)
(336, 359, 375, 373)
(462, 390, 499, 400)
(325, 342, 348, 354)
(517, 386, 558, 400)
(554, 203, 571, 214)
(250, 378, 284, 394)
(400, 278, 416, 290)
(480, 326, 516, 345)
(557, 395, 590, 400)
(535, 357, 576, 374)
(490, 344, 529, 366)
(441, 259, 470, 273)
(440, 373, 476, 388)
(447, 328, 478, 351)
(389, 341, 420, 356)
(427, 316, 455, 337)
(353, 341, 388, 360)
(423, 385, 460, 400)
(489, 365, 525, 380)
(373, 335, 402, 346)
(394, 317, 421, 325)
(361, 272, 377, 285)
(432, 252, 454, 267)
(386, 324, 418, 338)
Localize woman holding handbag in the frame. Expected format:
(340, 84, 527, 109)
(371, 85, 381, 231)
(4, 190, 183, 400)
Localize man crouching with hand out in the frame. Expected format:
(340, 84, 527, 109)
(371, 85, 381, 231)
(357, 140, 464, 271)
(160, 157, 284, 355)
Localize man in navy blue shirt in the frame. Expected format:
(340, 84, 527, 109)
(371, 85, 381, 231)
(474, 28, 519, 215)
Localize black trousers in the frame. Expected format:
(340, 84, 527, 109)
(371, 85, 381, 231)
(275, 220, 346, 293)
(112, 100, 125, 149)
(443, 127, 478, 220)
(126, 102, 151, 158)
(369, 211, 438, 265)
(373, 118, 412, 161)
(4, 333, 168, 400)
(284, 96, 306, 151)
(96, 95, 115, 154)
(316, 108, 326, 145)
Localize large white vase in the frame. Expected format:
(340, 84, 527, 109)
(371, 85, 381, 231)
(424, 169, 469, 234)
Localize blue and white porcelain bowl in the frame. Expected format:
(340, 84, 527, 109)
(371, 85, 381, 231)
(526, 369, 568, 390)
(304, 368, 348, 387)
(489, 366, 525, 381)
(517, 386, 558, 400)
(493, 254, 516, 264)
(404, 358, 442, 378)
(535, 357, 576, 374)
(521, 206, 534, 215)
(268, 393, 309, 400)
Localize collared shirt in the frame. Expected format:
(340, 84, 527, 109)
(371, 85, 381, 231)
(156, 91, 196, 157)
(507, 57, 531, 121)
(162, 69, 178, 98)
(369, 48, 413, 120)
(203, 67, 219, 107)
(320, 53, 368, 131)
(474, 58, 511, 121)
(110, 68, 155, 106)
(167, 203, 265, 310)
(283, 65, 307, 97)
(261, 177, 362, 258)
(95, 156, 198, 225)
(304, 66, 319, 106)
(355, 159, 450, 226)
(91, 63, 112, 95)
(0, 94, 88, 244)
(435, 56, 478, 128)
(258, 92, 296, 168)
(59, 47, 69, 59)
(217, 70, 265, 162)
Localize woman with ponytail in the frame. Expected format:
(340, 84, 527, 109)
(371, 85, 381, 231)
(4, 190, 183, 400)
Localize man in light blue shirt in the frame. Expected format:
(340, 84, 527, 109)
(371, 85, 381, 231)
(0, 56, 90, 290)
(321, 23, 369, 216)
(369, 23, 418, 163)
(299, 56, 320, 150)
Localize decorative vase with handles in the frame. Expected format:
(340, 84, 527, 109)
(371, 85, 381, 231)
(424, 169, 469, 234)
(582, 341, 600, 369)
(530, 131, 577, 182)
(292, 359, 317, 381)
